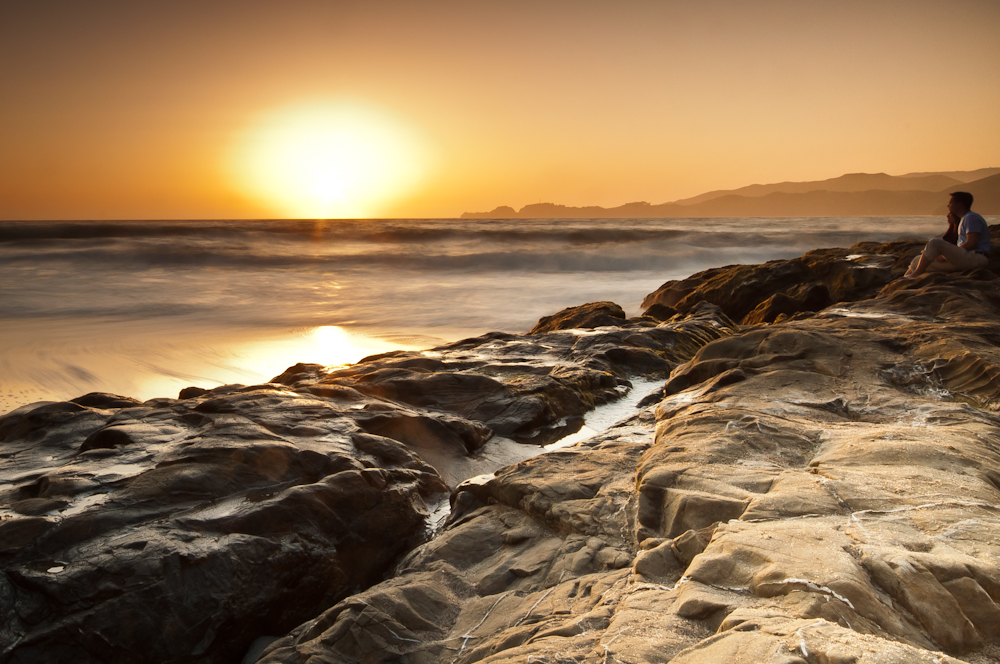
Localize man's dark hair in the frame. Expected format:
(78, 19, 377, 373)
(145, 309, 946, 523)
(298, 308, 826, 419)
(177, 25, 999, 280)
(950, 191, 974, 210)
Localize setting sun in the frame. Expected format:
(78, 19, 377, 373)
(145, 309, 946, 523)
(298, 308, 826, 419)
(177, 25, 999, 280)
(231, 101, 431, 219)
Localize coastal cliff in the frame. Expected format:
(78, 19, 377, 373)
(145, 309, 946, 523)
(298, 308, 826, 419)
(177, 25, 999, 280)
(2, 228, 1000, 663)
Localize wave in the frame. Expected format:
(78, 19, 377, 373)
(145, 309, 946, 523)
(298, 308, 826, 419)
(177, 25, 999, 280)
(0, 216, 942, 247)
(0, 219, 689, 244)
(0, 223, 933, 273)
(0, 216, 951, 331)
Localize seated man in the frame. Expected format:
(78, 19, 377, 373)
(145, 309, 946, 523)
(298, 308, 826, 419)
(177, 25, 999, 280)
(905, 191, 990, 277)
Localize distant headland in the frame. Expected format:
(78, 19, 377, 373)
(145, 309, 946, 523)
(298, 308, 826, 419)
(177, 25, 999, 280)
(462, 167, 1000, 218)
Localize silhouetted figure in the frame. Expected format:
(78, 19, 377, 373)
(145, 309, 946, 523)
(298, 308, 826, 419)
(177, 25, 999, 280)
(942, 211, 960, 245)
(904, 192, 990, 277)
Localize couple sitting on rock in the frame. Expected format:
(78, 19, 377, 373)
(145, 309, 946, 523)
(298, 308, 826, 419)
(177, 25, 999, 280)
(904, 191, 990, 277)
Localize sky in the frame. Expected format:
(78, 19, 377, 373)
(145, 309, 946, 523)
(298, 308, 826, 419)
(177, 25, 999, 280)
(1, 0, 998, 220)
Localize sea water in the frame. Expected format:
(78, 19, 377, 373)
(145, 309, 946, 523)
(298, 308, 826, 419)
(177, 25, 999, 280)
(0, 216, 954, 414)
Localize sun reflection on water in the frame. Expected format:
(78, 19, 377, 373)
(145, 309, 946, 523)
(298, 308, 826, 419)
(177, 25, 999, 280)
(0, 318, 437, 414)
(217, 325, 419, 382)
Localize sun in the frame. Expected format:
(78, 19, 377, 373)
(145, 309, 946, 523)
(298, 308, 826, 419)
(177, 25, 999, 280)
(231, 101, 430, 219)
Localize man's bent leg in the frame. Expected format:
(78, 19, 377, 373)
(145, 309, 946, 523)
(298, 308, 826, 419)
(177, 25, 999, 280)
(907, 252, 953, 275)
(924, 257, 957, 273)
(930, 240, 989, 271)
(907, 238, 986, 276)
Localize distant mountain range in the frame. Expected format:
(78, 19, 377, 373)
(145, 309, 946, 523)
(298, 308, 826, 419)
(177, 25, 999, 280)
(461, 168, 1000, 218)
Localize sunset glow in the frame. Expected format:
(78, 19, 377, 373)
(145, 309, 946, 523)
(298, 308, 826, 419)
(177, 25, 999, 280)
(232, 102, 429, 219)
(0, 1, 997, 219)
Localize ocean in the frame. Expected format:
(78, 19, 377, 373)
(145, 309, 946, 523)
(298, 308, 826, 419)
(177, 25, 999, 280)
(0, 216, 954, 415)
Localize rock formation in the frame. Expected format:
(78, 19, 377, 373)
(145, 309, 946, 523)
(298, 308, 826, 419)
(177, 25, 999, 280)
(642, 234, 1000, 326)
(0, 302, 733, 663)
(640, 240, 920, 324)
(3, 227, 999, 664)
(256, 230, 1000, 663)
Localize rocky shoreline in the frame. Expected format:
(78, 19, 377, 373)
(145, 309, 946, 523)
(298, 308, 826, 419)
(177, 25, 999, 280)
(2, 229, 999, 663)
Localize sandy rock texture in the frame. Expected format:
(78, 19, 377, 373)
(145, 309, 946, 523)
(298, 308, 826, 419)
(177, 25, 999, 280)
(258, 243, 1000, 662)
(0, 304, 733, 663)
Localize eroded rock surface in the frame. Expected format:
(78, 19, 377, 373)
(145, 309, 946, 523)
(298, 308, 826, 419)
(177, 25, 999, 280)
(0, 387, 447, 664)
(642, 225, 999, 325)
(0, 304, 734, 663)
(529, 301, 628, 334)
(5, 230, 1000, 664)
(258, 266, 1000, 663)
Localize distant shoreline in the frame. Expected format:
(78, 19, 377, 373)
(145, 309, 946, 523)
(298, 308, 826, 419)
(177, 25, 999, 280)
(463, 168, 1000, 219)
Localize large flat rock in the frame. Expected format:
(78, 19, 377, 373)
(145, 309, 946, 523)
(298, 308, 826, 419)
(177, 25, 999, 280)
(0, 302, 735, 663)
(257, 269, 1000, 663)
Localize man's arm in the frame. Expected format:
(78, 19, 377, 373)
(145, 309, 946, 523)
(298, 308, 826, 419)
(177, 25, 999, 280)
(959, 232, 980, 251)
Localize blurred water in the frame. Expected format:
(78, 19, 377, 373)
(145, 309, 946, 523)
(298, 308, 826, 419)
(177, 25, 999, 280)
(0, 216, 954, 413)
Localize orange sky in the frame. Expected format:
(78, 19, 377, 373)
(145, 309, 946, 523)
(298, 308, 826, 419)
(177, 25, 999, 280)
(1, 0, 998, 220)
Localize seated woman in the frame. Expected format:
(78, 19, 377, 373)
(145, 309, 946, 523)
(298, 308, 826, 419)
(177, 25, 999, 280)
(942, 211, 960, 246)
(904, 192, 990, 278)
(904, 211, 960, 274)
